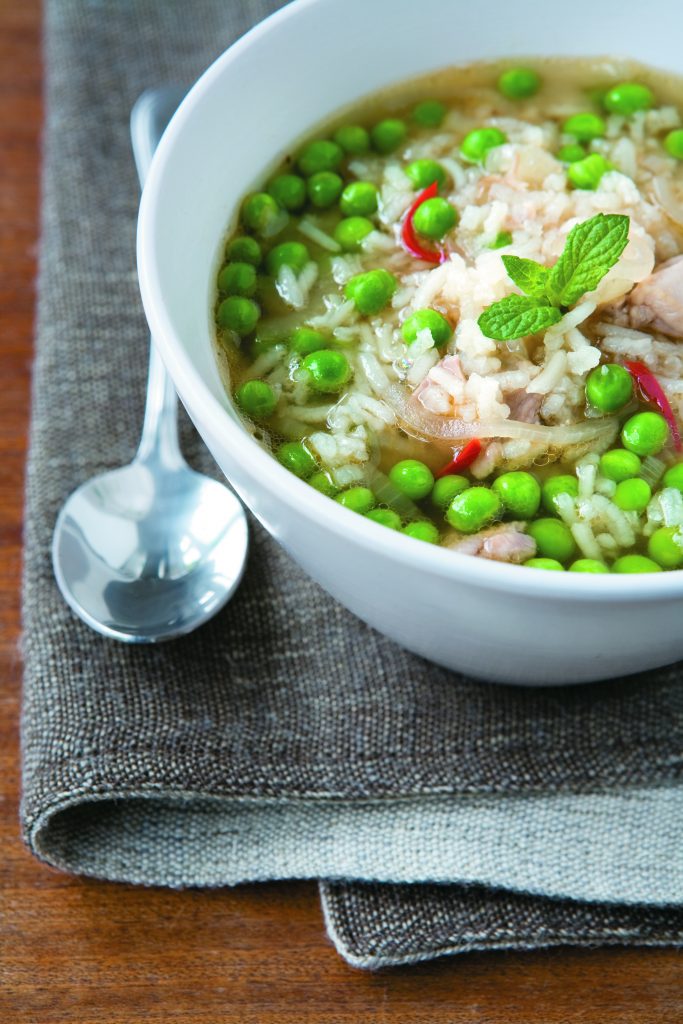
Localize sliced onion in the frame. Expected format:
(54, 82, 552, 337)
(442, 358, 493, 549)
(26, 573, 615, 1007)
(358, 351, 391, 396)
(653, 177, 683, 229)
(385, 383, 618, 448)
(366, 467, 421, 519)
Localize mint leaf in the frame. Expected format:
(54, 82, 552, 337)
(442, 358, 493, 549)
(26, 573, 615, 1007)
(501, 255, 550, 298)
(478, 295, 562, 341)
(547, 213, 630, 307)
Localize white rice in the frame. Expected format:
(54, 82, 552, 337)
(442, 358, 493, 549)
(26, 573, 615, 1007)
(297, 217, 341, 252)
(572, 521, 604, 561)
(527, 351, 569, 394)
(576, 461, 597, 500)
(275, 265, 304, 309)
(285, 404, 333, 423)
(308, 297, 356, 330)
(555, 492, 578, 526)
(331, 255, 364, 284)
(660, 487, 683, 527)
(358, 350, 393, 395)
(244, 346, 286, 380)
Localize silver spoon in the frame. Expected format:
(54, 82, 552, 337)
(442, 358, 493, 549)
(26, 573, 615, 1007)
(52, 87, 249, 642)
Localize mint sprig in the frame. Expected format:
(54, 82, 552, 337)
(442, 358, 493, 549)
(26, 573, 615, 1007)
(478, 213, 630, 341)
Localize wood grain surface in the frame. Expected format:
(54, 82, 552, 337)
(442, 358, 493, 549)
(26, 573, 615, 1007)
(0, 3, 680, 1021)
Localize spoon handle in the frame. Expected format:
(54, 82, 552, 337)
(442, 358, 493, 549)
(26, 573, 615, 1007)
(135, 340, 183, 468)
(130, 87, 186, 469)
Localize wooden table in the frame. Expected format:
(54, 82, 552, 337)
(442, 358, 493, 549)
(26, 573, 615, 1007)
(0, 4, 680, 1020)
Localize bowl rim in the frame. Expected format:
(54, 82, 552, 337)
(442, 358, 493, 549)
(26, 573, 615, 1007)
(137, 0, 683, 603)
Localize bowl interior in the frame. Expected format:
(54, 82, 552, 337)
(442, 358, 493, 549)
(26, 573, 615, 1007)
(137, 0, 683, 604)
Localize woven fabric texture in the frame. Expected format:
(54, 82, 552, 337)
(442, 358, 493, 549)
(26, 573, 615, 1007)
(22, 0, 683, 968)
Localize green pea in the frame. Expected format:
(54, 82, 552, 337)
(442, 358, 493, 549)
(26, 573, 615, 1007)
(431, 475, 469, 511)
(492, 471, 541, 519)
(297, 139, 343, 176)
(585, 363, 633, 413)
(402, 520, 441, 543)
(333, 216, 374, 252)
(388, 459, 435, 501)
(335, 486, 376, 514)
(603, 82, 654, 116)
(621, 412, 669, 457)
(613, 478, 652, 512)
(567, 153, 612, 190)
(569, 558, 609, 573)
(301, 349, 352, 393)
(226, 236, 262, 266)
(242, 192, 284, 235)
(599, 449, 642, 482)
(365, 508, 402, 530)
(277, 440, 317, 478)
(266, 241, 310, 277)
(412, 197, 458, 240)
(412, 100, 446, 128)
(217, 262, 257, 297)
(267, 173, 307, 212)
(489, 230, 513, 249)
(557, 143, 586, 163)
(647, 526, 683, 568)
(664, 129, 683, 160)
(541, 475, 579, 514)
(497, 67, 541, 100)
(524, 558, 565, 571)
(340, 181, 378, 217)
(307, 171, 343, 209)
(333, 124, 370, 155)
(404, 159, 447, 191)
(234, 380, 277, 419)
(562, 112, 606, 141)
(371, 118, 407, 154)
(217, 295, 260, 335)
(460, 127, 507, 163)
(527, 518, 577, 563)
(290, 327, 329, 356)
(401, 308, 452, 347)
(309, 471, 339, 497)
(446, 487, 501, 533)
(612, 554, 662, 573)
(662, 462, 683, 493)
(345, 268, 397, 315)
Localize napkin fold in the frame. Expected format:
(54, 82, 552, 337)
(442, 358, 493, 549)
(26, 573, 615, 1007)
(22, 0, 683, 968)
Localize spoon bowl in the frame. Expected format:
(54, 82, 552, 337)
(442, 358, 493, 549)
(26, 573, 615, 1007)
(52, 462, 247, 642)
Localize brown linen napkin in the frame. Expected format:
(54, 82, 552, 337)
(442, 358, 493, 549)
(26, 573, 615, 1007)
(22, 0, 683, 968)
(321, 881, 683, 968)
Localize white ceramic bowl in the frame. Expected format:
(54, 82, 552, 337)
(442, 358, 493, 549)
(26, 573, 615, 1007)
(138, 0, 683, 685)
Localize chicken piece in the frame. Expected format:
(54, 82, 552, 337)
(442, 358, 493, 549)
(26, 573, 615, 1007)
(504, 388, 543, 424)
(627, 255, 683, 339)
(413, 354, 466, 415)
(470, 441, 503, 479)
(445, 521, 537, 564)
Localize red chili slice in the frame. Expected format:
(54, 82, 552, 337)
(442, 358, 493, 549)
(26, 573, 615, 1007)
(625, 360, 682, 452)
(401, 182, 448, 265)
(435, 439, 483, 478)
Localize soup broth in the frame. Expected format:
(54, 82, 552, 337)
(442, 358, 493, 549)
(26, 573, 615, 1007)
(213, 58, 683, 573)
